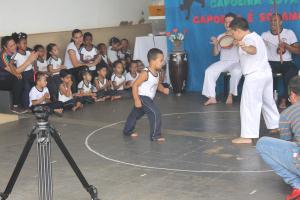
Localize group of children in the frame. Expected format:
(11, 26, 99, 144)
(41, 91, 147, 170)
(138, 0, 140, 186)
(8, 31, 148, 116)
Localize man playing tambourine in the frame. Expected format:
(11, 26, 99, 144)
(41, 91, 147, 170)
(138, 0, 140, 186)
(202, 12, 242, 106)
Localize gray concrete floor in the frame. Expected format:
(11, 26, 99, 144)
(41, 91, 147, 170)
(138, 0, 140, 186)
(0, 93, 288, 200)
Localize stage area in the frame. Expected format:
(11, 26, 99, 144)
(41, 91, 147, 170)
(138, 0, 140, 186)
(0, 93, 288, 200)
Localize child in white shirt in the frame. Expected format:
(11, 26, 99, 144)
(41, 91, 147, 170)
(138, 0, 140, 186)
(77, 69, 97, 103)
(11, 32, 38, 108)
(34, 45, 48, 73)
(94, 66, 114, 101)
(29, 72, 63, 115)
(125, 60, 139, 89)
(80, 32, 98, 77)
(58, 69, 83, 111)
(111, 61, 128, 98)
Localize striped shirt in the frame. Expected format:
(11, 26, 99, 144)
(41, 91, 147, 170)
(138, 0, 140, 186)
(0, 51, 13, 78)
(280, 101, 300, 144)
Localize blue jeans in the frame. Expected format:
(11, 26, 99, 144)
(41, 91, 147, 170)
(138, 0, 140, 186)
(256, 137, 300, 189)
(123, 95, 162, 141)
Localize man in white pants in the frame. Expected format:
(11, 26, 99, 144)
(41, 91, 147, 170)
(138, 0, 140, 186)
(229, 17, 280, 144)
(202, 12, 242, 106)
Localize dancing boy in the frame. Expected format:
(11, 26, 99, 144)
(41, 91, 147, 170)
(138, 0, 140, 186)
(229, 17, 280, 144)
(123, 48, 169, 142)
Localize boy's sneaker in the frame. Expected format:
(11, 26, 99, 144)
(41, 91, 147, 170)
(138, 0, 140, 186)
(286, 189, 300, 200)
(10, 106, 28, 114)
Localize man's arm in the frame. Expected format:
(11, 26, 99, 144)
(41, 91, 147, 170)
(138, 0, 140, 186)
(238, 41, 257, 55)
(211, 36, 220, 56)
(282, 43, 300, 55)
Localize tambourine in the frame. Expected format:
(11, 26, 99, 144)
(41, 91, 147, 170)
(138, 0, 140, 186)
(219, 35, 235, 49)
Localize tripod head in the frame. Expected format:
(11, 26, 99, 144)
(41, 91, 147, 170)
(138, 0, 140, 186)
(33, 106, 51, 122)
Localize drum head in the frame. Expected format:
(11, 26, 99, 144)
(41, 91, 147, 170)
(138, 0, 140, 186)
(219, 35, 234, 49)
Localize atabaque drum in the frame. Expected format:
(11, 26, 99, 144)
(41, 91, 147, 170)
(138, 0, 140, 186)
(168, 52, 188, 96)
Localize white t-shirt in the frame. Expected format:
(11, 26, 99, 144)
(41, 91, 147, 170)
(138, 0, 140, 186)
(111, 73, 125, 90)
(12, 50, 33, 71)
(107, 46, 119, 63)
(64, 42, 81, 69)
(29, 86, 49, 107)
(80, 46, 98, 71)
(101, 55, 109, 65)
(58, 85, 73, 103)
(261, 28, 298, 62)
(78, 81, 94, 93)
(37, 59, 48, 72)
(138, 68, 160, 100)
(95, 77, 108, 90)
(125, 72, 139, 82)
(217, 33, 239, 62)
(239, 32, 271, 75)
(47, 57, 62, 75)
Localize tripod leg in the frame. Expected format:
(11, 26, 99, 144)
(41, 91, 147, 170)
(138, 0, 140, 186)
(49, 126, 99, 200)
(0, 127, 38, 200)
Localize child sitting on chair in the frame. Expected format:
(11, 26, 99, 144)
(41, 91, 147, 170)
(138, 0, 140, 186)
(59, 69, 83, 111)
(29, 72, 63, 115)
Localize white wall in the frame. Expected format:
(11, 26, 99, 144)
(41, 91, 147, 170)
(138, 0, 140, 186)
(0, 0, 151, 35)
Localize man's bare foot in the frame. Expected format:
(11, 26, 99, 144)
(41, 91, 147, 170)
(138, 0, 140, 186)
(204, 98, 217, 106)
(226, 94, 233, 105)
(269, 128, 280, 134)
(232, 137, 252, 144)
(279, 99, 287, 109)
(130, 132, 139, 138)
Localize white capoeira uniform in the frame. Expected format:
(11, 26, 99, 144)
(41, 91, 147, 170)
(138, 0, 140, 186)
(239, 32, 279, 138)
(202, 33, 242, 98)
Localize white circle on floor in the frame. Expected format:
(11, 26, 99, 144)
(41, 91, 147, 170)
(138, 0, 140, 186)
(85, 111, 273, 174)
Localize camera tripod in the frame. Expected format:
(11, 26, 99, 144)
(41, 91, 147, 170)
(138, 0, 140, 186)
(0, 106, 99, 200)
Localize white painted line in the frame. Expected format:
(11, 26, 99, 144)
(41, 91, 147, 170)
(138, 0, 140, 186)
(85, 111, 273, 174)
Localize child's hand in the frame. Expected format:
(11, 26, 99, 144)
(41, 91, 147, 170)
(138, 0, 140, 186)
(134, 99, 142, 108)
(163, 88, 170, 95)
(14, 72, 22, 79)
(44, 93, 50, 99)
(60, 65, 66, 70)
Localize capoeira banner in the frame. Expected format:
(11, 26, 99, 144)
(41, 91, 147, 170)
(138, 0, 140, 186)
(165, 0, 300, 91)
